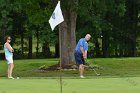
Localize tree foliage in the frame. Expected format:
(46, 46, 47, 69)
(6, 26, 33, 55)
(0, 0, 140, 59)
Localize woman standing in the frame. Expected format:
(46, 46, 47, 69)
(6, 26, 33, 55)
(4, 36, 14, 79)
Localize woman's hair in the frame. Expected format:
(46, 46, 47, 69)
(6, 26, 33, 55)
(4, 35, 11, 42)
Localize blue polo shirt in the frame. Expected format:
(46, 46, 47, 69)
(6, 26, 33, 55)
(75, 38, 88, 54)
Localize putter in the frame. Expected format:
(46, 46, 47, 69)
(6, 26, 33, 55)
(93, 68, 100, 76)
(85, 59, 100, 76)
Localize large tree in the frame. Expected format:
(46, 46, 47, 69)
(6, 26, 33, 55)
(58, 0, 78, 65)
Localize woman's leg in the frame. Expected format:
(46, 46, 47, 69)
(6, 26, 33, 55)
(8, 63, 14, 78)
(8, 64, 10, 78)
(10, 63, 14, 77)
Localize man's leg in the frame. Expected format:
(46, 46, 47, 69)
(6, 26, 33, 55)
(79, 64, 85, 78)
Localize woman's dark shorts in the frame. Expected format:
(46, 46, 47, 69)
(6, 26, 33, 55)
(74, 51, 85, 65)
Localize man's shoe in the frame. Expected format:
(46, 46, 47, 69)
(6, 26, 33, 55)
(80, 75, 85, 78)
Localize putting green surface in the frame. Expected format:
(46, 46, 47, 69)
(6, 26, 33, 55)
(0, 77, 140, 93)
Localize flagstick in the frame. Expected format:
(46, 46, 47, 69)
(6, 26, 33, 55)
(59, 1, 63, 92)
(48, 1, 63, 92)
(59, 26, 63, 93)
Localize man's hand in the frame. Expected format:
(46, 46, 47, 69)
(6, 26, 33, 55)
(83, 52, 87, 59)
(80, 46, 87, 58)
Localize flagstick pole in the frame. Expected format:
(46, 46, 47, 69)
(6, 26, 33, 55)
(49, 1, 63, 92)
(58, 1, 63, 93)
(59, 25, 63, 93)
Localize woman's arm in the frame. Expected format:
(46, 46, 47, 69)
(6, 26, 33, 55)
(5, 43, 14, 53)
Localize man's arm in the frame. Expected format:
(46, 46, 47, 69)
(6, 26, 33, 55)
(84, 51, 87, 58)
(80, 46, 86, 58)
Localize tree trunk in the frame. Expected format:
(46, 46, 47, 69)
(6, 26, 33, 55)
(126, 0, 138, 56)
(95, 38, 100, 57)
(59, 10, 77, 65)
(28, 33, 32, 59)
(20, 26, 24, 56)
(36, 29, 39, 57)
(1, 16, 6, 45)
(102, 30, 110, 57)
(129, 0, 138, 56)
(1, 29, 5, 45)
(42, 42, 51, 58)
(55, 42, 59, 57)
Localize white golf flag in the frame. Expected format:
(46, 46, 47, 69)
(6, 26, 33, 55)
(49, 1, 64, 31)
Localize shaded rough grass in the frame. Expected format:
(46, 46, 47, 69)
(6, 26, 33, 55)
(0, 57, 140, 77)
(89, 57, 140, 77)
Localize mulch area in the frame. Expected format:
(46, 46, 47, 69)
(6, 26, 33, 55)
(39, 63, 78, 71)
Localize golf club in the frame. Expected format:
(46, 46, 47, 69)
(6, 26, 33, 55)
(85, 59, 100, 76)
(93, 68, 100, 76)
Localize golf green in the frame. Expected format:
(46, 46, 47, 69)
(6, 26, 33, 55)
(0, 77, 140, 93)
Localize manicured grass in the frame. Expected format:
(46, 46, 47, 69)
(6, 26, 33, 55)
(1, 58, 140, 93)
(0, 77, 140, 93)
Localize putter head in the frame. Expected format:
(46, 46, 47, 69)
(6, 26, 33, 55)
(97, 74, 100, 76)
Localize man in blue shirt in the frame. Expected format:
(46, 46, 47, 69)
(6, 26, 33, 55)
(74, 34, 91, 78)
